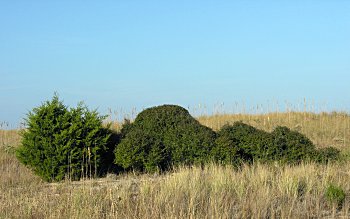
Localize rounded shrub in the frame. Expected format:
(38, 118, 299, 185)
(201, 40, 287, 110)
(213, 122, 273, 165)
(312, 147, 340, 164)
(16, 95, 111, 182)
(271, 126, 316, 163)
(214, 122, 325, 164)
(114, 105, 216, 172)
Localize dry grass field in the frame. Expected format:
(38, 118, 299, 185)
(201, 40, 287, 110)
(1, 111, 350, 218)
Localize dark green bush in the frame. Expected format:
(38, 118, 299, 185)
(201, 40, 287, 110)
(313, 147, 340, 164)
(212, 125, 242, 165)
(16, 95, 111, 182)
(114, 105, 216, 172)
(214, 122, 326, 164)
(270, 126, 316, 163)
(213, 122, 273, 165)
(116, 108, 339, 170)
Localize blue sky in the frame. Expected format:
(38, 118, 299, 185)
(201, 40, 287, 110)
(1, 1, 349, 126)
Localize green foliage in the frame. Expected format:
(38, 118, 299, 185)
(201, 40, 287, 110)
(116, 107, 340, 172)
(15, 96, 343, 179)
(213, 122, 272, 165)
(271, 126, 316, 163)
(120, 119, 133, 138)
(16, 94, 111, 182)
(313, 147, 340, 164)
(325, 183, 345, 208)
(214, 122, 323, 164)
(114, 105, 216, 172)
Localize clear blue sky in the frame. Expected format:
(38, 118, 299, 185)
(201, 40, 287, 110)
(1, 1, 349, 126)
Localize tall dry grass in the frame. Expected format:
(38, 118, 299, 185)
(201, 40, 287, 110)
(0, 110, 350, 218)
(1, 153, 350, 218)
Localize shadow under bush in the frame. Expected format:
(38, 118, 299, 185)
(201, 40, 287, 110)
(98, 128, 123, 176)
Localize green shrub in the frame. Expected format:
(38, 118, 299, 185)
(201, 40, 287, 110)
(325, 183, 345, 208)
(212, 125, 242, 165)
(313, 147, 340, 164)
(214, 123, 322, 164)
(213, 122, 273, 165)
(114, 105, 216, 172)
(16, 94, 111, 182)
(271, 126, 316, 163)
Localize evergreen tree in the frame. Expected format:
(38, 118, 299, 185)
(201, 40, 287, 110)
(16, 94, 111, 182)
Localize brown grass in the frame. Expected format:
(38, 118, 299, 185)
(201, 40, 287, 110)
(1, 111, 350, 218)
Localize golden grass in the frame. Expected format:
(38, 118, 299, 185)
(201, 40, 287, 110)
(2, 151, 350, 218)
(0, 129, 21, 149)
(1, 111, 350, 218)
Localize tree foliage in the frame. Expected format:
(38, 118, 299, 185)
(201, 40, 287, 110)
(16, 94, 111, 182)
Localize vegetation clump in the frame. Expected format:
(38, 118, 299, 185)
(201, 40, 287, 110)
(213, 122, 340, 164)
(114, 105, 216, 172)
(312, 147, 340, 164)
(16, 95, 111, 182)
(213, 122, 273, 165)
(16, 97, 341, 180)
(271, 126, 316, 163)
(325, 183, 346, 209)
